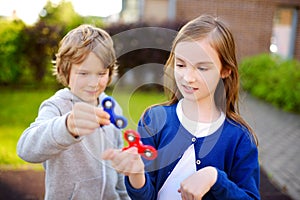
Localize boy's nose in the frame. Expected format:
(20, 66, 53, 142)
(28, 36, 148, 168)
(89, 75, 100, 86)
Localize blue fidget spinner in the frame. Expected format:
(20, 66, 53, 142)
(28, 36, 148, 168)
(101, 96, 128, 129)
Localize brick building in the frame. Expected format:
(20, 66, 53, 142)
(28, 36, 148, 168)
(121, 0, 300, 61)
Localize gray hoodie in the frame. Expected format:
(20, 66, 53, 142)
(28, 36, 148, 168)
(17, 88, 131, 200)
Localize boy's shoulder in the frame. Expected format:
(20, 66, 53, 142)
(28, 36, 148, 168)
(45, 88, 72, 104)
(38, 88, 74, 114)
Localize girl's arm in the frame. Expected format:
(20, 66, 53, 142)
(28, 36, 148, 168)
(180, 133, 260, 200)
(210, 137, 260, 200)
(178, 166, 218, 199)
(102, 148, 158, 200)
(101, 147, 146, 189)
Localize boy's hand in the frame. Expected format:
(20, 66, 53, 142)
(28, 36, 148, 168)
(102, 147, 146, 189)
(67, 102, 110, 137)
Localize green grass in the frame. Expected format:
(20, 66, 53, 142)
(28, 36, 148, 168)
(0, 88, 166, 169)
(110, 89, 167, 129)
(0, 89, 56, 169)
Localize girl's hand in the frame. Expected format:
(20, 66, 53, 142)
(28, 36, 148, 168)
(67, 102, 110, 137)
(102, 147, 146, 189)
(178, 166, 218, 200)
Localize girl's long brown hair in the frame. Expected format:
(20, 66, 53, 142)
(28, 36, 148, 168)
(151, 14, 258, 145)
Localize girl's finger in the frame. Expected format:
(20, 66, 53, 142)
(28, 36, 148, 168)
(102, 148, 117, 160)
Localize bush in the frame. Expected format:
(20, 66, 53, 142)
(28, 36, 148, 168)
(0, 19, 26, 84)
(239, 53, 300, 113)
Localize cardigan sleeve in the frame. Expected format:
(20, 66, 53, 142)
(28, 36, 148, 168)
(125, 172, 158, 200)
(124, 106, 159, 200)
(210, 133, 260, 200)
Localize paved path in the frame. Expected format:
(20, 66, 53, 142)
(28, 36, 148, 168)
(240, 93, 300, 200)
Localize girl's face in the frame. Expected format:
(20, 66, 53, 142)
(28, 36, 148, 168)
(69, 52, 109, 105)
(174, 39, 225, 104)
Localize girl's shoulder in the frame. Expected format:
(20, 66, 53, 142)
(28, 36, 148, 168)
(145, 103, 177, 115)
(223, 118, 256, 145)
(224, 118, 247, 131)
(139, 103, 178, 128)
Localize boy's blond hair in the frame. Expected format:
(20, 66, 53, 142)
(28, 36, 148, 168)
(53, 24, 118, 86)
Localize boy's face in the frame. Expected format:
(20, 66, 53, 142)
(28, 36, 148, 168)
(69, 52, 109, 105)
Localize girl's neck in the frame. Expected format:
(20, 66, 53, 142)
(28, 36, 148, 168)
(181, 98, 220, 123)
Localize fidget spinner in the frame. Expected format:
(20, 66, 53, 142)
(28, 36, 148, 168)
(102, 97, 128, 129)
(123, 129, 157, 160)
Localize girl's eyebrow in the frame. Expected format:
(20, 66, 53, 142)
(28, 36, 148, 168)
(175, 56, 214, 66)
(175, 56, 185, 63)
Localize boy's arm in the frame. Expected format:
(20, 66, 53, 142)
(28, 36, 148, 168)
(17, 101, 80, 163)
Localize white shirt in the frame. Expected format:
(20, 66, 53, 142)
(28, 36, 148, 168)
(157, 99, 225, 200)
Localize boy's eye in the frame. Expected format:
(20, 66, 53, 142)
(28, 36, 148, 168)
(78, 72, 87, 75)
(99, 71, 108, 76)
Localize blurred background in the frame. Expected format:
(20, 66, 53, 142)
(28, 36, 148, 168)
(0, 0, 299, 199)
(0, 0, 299, 89)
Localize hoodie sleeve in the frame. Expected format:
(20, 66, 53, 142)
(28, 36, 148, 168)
(17, 100, 81, 163)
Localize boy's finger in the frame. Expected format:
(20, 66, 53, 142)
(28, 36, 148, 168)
(97, 116, 110, 126)
(96, 107, 110, 119)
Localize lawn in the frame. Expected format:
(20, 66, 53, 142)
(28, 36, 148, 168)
(0, 88, 166, 169)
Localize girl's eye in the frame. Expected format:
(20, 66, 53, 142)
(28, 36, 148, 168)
(197, 66, 208, 71)
(175, 63, 185, 68)
(78, 72, 87, 75)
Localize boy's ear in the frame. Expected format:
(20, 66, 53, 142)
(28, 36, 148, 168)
(221, 67, 232, 79)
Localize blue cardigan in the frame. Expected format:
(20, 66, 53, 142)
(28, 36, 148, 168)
(125, 103, 260, 200)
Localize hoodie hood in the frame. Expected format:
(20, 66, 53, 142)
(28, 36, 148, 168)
(54, 88, 107, 106)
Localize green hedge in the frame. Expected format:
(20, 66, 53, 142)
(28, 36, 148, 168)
(239, 54, 300, 113)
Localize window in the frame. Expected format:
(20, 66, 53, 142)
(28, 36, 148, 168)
(270, 7, 298, 59)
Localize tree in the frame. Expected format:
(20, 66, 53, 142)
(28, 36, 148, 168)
(22, 21, 63, 82)
(0, 0, 105, 86)
(22, 0, 84, 84)
(0, 19, 26, 85)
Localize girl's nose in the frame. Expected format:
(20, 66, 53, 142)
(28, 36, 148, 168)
(183, 67, 196, 83)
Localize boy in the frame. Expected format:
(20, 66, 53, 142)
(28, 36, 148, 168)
(17, 24, 130, 200)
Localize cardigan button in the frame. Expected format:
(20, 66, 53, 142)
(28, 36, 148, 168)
(192, 137, 196, 143)
(196, 160, 201, 165)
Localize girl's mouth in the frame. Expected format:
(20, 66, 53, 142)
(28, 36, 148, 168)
(182, 85, 198, 93)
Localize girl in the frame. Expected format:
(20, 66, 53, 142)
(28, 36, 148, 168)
(103, 14, 260, 200)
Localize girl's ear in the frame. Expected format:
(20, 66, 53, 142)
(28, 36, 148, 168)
(221, 67, 232, 79)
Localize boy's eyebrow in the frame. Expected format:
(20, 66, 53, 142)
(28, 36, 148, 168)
(75, 68, 88, 72)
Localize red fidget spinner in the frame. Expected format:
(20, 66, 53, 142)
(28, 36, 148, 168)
(122, 130, 157, 160)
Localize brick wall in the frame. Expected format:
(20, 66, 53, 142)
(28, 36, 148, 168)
(176, 0, 300, 61)
(294, 8, 300, 61)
